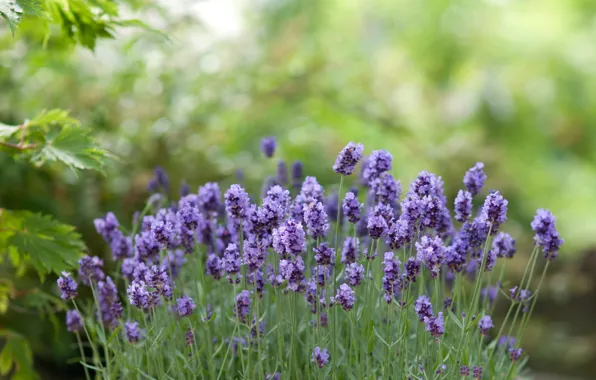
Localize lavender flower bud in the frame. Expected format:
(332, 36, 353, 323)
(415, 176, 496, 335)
(57, 272, 78, 300)
(109, 232, 133, 261)
(280, 256, 306, 292)
(300, 176, 325, 204)
(460, 366, 470, 376)
(345, 263, 365, 287)
(341, 237, 359, 264)
(224, 184, 250, 220)
(491, 232, 517, 258)
(244, 235, 268, 271)
(342, 192, 362, 224)
(222, 243, 241, 276)
(416, 236, 446, 278)
(478, 315, 494, 335)
(260, 137, 276, 158)
(367, 214, 387, 239)
(93, 212, 120, 243)
(66, 309, 83, 333)
(473, 366, 483, 379)
(334, 283, 356, 311)
(314, 242, 335, 266)
(78, 255, 105, 285)
(415, 295, 433, 322)
(463, 162, 487, 196)
(304, 201, 329, 238)
(509, 348, 523, 362)
(206, 254, 222, 280)
(371, 172, 401, 205)
(386, 218, 413, 250)
(235, 290, 252, 323)
(124, 321, 143, 343)
(291, 161, 303, 189)
(276, 160, 289, 186)
(198, 182, 222, 216)
(405, 258, 421, 283)
(311, 346, 330, 368)
(480, 191, 508, 232)
(272, 219, 307, 257)
(176, 294, 196, 317)
(531, 209, 563, 260)
(363, 149, 392, 183)
(332, 142, 364, 176)
(186, 329, 195, 347)
(177, 196, 201, 230)
(423, 312, 445, 338)
(454, 190, 473, 223)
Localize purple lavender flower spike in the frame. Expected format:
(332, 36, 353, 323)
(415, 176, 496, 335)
(382, 252, 401, 282)
(460, 366, 470, 376)
(334, 283, 355, 311)
(314, 242, 335, 266)
(332, 142, 364, 176)
(180, 181, 191, 197)
(371, 172, 401, 205)
(491, 232, 517, 258)
(304, 201, 329, 238)
(260, 136, 276, 158)
(300, 176, 325, 204)
(386, 218, 413, 250)
(206, 253, 223, 280)
(222, 243, 241, 278)
(472, 366, 483, 379)
(235, 290, 252, 323)
(93, 212, 120, 243)
(405, 258, 421, 283)
(424, 312, 445, 338)
(345, 263, 365, 287)
(244, 235, 268, 271)
(373, 203, 395, 226)
(478, 315, 494, 335)
(198, 182, 222, 216)
(263, 185, 291, 228)
(342, 192, 362, 224)
(277, 160, 289, 186)
(145, 265, 173, 299)
(463, 162, 487, 197)
(341, 237, 359, 264)
(66, 309, 83, 332)
(280, 256, 306, 292)
(454, 190, 473, 223)
(176, 294, 196, 317)
(416, 236, 446, 279)
(325, 191, 341, 224)
(110, 232, 133, 261)
(128, 280, 149, 310)
(415, 295, 433, 322)
(444, 241, 466, 273)
(480, 191, 508, 232)
(531, 209, 563, 260)
(97, 276, 119, 327)
(509, 348, 523, 362)
(363, 149, 392, 183)
(272, 218, 307, 258)
(57, 272, 78, 300)
(186, 329, 195, 346)
(481, 285, 498, 307)
(311, 346, 330, 368)
(78, 255, 105, 285)
(367, 214, 388, 239)
(291, 161, 303, 189)
(177, 195, 201, 230)
(225, 184, 250, 220)
(124, 321, 143, 343)
(135, 230, 160, 260)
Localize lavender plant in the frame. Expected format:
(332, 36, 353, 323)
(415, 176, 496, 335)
(59, 142, 563, 379)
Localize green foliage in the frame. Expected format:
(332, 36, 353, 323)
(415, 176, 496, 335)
(1, 0, 151, 49)
(0, 109, 111, 174)
(0, 210, 85, 279)
(0, 330, 36, 380)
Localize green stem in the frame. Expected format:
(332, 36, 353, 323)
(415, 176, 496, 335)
(75, 332, 91, 380)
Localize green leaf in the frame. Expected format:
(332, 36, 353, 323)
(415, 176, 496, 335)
(0, 332, 35, 379)
(0, 279, 15, 314)
(448, 310, 464, 331)
(0, 0, 23, 35)
(0, 123, 19, 139)
(1, 210, 85, 278)
(34, 125, 111, 173)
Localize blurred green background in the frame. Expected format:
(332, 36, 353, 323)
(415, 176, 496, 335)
(1, 0, 596, 378)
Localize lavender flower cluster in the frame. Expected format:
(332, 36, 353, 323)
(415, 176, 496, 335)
(57, 140, 562, 379)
